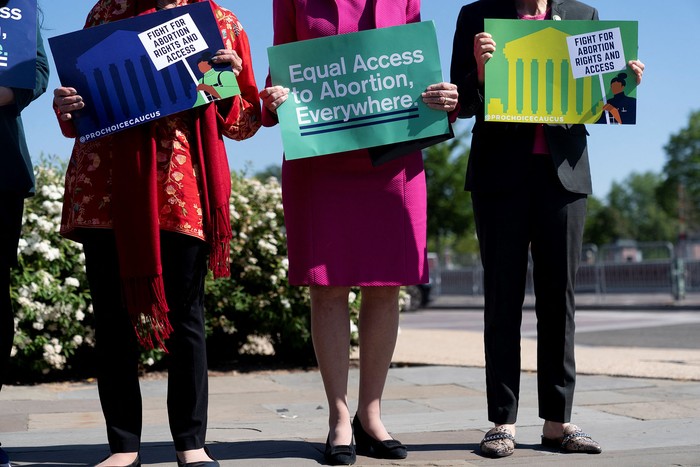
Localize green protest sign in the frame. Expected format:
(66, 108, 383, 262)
(267, 21, 450, 159)
(485, 19, 638, 125)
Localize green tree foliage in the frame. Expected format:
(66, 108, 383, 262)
(660, 110, 700, 234)
(583, 195, 621, 246)
(609, 172, 676, 242)
(254, 164, 282, 182)
(585, 111, 700, 245)
(585, 172, 676, 244)
(423, 133, 477, 263)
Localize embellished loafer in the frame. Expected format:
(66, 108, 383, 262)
(324, 435, 356, 465)
(541, 424, 602, 454)
(352, 414, 407, 459)
(480, 426, 516, 458)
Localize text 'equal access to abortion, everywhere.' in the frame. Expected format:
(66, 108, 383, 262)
(268, 21, 450, 159)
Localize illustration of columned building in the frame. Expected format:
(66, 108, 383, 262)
(75, 30, 195, 129)
(487, 27, 601, 123)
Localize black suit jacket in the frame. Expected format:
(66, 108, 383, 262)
(450, 0, 598, 194)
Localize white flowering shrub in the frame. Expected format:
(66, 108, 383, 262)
(9, 163, 385, 378)
(10, 160, 95, 378)
(205, 173, 317, 364)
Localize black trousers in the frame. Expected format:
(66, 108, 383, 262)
(83, 230, 210, 452)
(471, 155, 587, 424)
(0, 194, 24, 391)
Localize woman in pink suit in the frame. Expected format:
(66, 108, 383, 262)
(260, 0, 458, 464)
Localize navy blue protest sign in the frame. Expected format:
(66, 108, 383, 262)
(0, 0, 38, 89)
(49, 2, 240, 142)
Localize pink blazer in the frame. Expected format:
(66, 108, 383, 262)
(263, 0, 422, 126)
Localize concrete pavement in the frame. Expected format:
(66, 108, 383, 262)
(1, 294, 700, 466)
(393, 293, 700, 381)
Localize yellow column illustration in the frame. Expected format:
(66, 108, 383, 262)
(507, 57, 518, 113)
(500, 27, 577, 119)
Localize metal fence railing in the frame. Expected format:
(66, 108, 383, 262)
(434, 242, 700, 300)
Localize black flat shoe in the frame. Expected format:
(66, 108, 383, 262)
(324, 435, 356, 465)
(352, 414, 407, 459)
(176, 447, 220, 467)
(95, 454, 141, 467)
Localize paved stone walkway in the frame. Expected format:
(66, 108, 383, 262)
(2, 295, 700, 466)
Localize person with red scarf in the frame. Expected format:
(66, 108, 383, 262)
(52, 1, 261, 466)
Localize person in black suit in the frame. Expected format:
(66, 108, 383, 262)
(450, 0, 644, 458)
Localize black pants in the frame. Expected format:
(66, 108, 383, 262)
(0, 194, 24, 391)
(472, 155, 587, 424)
(83, 230, 210, 452)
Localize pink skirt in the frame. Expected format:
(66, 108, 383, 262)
(281, 149, 428, 286)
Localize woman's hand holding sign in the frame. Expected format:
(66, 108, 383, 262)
(54, 87, 85, 122)
(211, 48, 243, 76)
(473, 32, 496, 85)
(422, 82, 459, 112)
(260, 85, 290, 115)
(628, 59, 645, 84)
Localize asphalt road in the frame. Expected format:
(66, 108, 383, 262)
(574, 322, 700, 349)
(399, 307, 700, 349)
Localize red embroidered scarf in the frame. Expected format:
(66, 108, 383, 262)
(87, 0, 233, 349)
